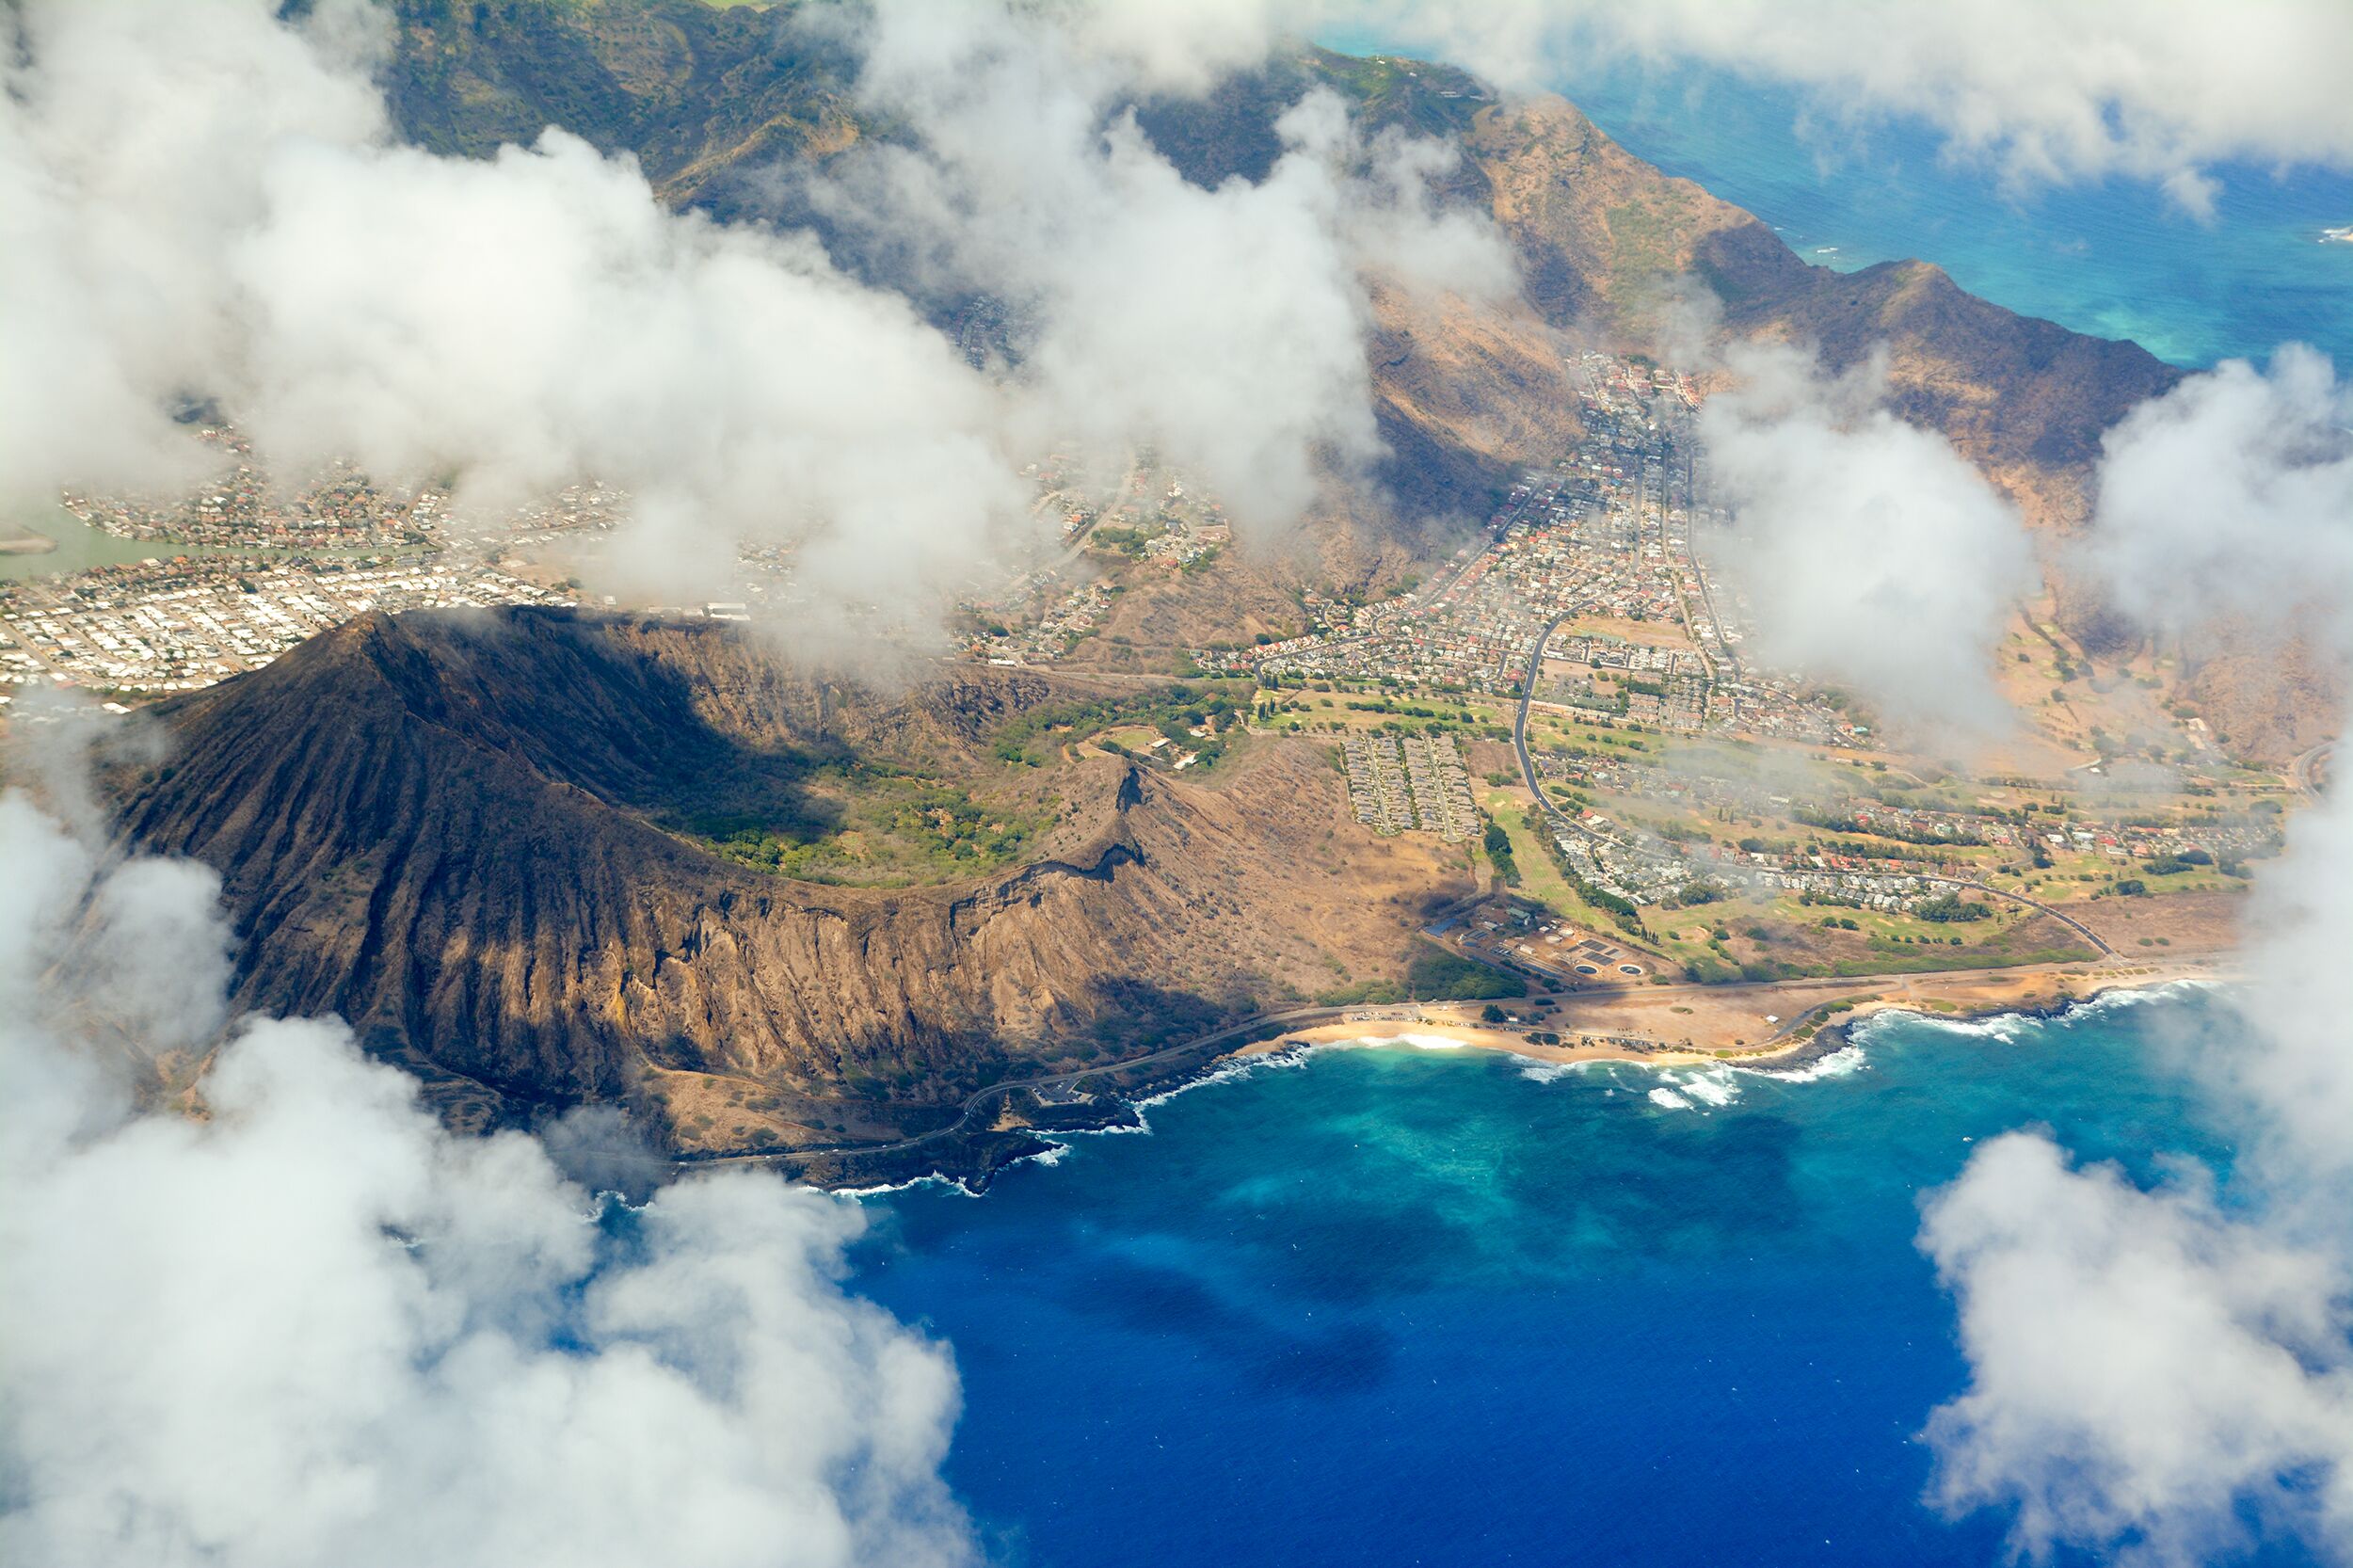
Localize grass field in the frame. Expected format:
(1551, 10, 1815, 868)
(684, 767, 1050, 888)
(1480, 789, 1674, 963)
(1315, 940, 1524, 1006)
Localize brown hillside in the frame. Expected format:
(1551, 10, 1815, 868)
(115, 608, 1464, 1149)
(1464, 98, 2183, 528)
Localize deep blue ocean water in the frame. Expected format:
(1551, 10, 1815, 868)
(852, 995, 2314, 1566)
(840, 65, 2351, 1565)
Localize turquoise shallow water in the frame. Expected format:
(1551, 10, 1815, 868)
(1545, 57, 2353, 372)
(1312, 37, 2352, 372)
(852, 993, 2312, 1566)
(835, 59, 2353, 1564)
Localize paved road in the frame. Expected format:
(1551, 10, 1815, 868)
(2289, 742, 2334, 802)
(691, 623, 2107, 1176)
(684, 886, 1519, 1174)
(683, 935, 2146, 1176)
(1920, 874, 2112, 955)
(1513, 614, 1574, 825)
(680, 1001, 1365, 1171)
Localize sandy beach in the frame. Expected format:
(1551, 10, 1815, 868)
(1240, 952, 2235, 1075)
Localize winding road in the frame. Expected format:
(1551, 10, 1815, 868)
(687, 624, 2109, 1180)
(2289, 742, 2334, 802)
(1513, 614, 1575, 830)
(678, 1001, 1365, 1171)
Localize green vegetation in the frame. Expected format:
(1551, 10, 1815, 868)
(1311, 49, 1488, 142)
(1812, 946, 2097, 980)
(1913, 893, 1993, 923)
(382, 0, 850, 188)
(1087, 524, 1158, 558)
(1481, 819, 1521, 887)
(1520, 807, 1644, 936)
(990, 681, 1252, 766)
(1405, 944, 1519, 1000)
(1475, 792, 1667, 958)
(1315, 941, 1521, 1006)
(686, 766, 1048, 887)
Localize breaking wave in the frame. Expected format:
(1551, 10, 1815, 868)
(1753, 1043, 1868, 1082)
(1643, 1064, 1744, 1112)
(1518, 1059, 1609, 1084)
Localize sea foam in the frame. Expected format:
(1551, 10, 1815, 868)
(1518, 1059, 1609, 1084)
(1753, 1043, 1868, 1083)
(1642, 1064, 1744, 1111)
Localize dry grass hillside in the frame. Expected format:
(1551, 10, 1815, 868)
(113, 608, 1468, 1150)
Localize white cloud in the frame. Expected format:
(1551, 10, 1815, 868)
(234, 128, 1029, 626)
(0, 784, 974, 1568)
(0, 0, 385, 503)
(1917, 342, 2353, 1567)
(1240, 0, 2353, 215)
(816, 0, 1517, 531)
(2089, 345, 2353, 640)
(1, 0, 1038, 640)
(2081, 344, 2353, 1180)
(1697, 342, 2039, 742)
(1921, 1133, 2353, 1568)
(3, 0, 1519, 640)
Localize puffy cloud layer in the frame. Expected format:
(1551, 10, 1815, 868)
(2086, 343, 2353, 1173)
(0, 779, 973, 1568)
(1089, 0, 2353, 215)
(0, 0, 384, 503)
(2090, 345, 2353, 640)
(1915, 345, 2353, 1566)
(0, 0, 1025, 633)
(2079, 342, 2353, 1181)
(1, 0, 1514, 638)
(1431, 0, 2348, 214)
(1696, 344, 2038, 743)
(1922, 1134, 2353, 1567)
(235, 130, 1026, 618)
(811, 0, 1514, 529)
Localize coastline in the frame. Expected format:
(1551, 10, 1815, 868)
(1229, 963, 2223, 1078)
(769, 953, 2233, 1195)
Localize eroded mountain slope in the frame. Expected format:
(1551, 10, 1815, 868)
(115, 608, 1464, 1150)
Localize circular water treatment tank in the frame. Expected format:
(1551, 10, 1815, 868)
(1617, 963, 1644, 976)
(1574, 963, 1601, 976)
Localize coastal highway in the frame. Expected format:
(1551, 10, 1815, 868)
(678, 1001, 1370, 1172)
(680, 940, 2154, 1179)
(689, 886, 1515, 1171)
(682, 878, 1539, 1174)
(688, 642, 2114, 1178)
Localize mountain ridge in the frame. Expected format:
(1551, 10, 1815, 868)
(376, 7, 2178, 534)
(114, 607, 1466, 1158)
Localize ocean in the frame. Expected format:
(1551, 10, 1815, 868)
(834, 66, 2350, 1565)
(1541, 57, 2353, 373)
(1310, 40, 2352, 374)
(851, 994, 2317, 1567)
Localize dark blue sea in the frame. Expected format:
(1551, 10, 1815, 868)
(842, 72, 2349, 1564)
(850, 994, 2316, 1566)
